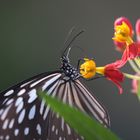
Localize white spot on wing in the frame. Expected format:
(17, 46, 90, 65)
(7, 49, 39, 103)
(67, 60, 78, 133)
(28, 105, 36, 120)
(52, 125, 55, 132)
(30, 73, 60, 88)
(43, 106, 50, 120)
(56, 113, 59, 119)
(18, 109, 25, 124)
(66, 124, 71, 135)
(55, 129, 58, 135)
(2, 119, 9, 129)
(28, 89, 37, 103)
(6, 99, 14, 106)
(40, 100, 45, 115)
(14, 129, 19, 136)
(20, 80, 34, 88)
(17, 89, 26, 96)
(0, 109, 4, 116)
(2, 98, 8, 105)
(9, 118, 15, 129)
(42, 74, 61, 91)
(24, 127, 29, 135)
(1, 104, 12, 120)
(5, 135, 10, 140)
(61, 118, 64, 131)
(16, 101, 24, 114)
(36, 124, 41, 135)
(15, 97, 23, 107)
(4, 90, 14, 96)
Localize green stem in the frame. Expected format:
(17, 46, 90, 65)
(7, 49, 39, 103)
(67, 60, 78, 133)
(128, 60, 140, 73)
(134, 58, 140, 69)
(123, 72, 140, 80)
(137, 80, 140, 101)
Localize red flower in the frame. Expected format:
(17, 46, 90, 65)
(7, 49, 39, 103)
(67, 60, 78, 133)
(80, 58, 125, 94)
(113, 17, 138, 62)
(104, 61, 124, 94)
(114, 17, 133, 36)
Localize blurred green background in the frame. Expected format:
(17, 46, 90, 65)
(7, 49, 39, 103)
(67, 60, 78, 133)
(0, 0, 140, 140)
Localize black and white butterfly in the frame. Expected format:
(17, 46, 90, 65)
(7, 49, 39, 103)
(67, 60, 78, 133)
(0, 29, 110, 140)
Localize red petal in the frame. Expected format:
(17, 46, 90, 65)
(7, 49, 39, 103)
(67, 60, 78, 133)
(105, 58, 127, 69)
(121, 43, 138, 61)
(109, 78, 123, 94)
(105, 67, 124, 82)
(114, 40, 126, 52)
(105, 67, 124, 94)
(136, 42, 140, 56)
(107, 43, 138, 70)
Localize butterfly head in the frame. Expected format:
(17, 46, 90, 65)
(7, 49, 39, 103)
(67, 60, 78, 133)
(60, 55, 70, 64)
(60, 55, 80, 80)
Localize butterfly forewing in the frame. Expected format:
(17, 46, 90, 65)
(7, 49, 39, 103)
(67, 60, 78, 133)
(0, 71, 109, 140)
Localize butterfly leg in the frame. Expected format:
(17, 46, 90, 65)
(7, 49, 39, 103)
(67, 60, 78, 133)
(77, 58, 84, 70)
(84, 75, 105, 81)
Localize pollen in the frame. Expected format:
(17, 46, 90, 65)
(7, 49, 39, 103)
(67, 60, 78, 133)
(80, 58, 96, 79)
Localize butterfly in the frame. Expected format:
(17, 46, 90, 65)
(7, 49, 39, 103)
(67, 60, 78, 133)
(0, 29, 110, 140)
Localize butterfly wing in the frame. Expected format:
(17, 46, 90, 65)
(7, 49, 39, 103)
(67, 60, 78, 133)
(0, 71, 63, 140)
(0, 71, 109, 140)
(74, 80, 110, 126)
(46, 79, 110, 140)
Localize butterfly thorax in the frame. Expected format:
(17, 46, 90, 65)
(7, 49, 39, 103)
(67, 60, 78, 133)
(60, 55, 80, 80)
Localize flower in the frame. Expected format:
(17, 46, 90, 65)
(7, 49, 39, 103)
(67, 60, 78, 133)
(113, 22, 133, 44)
(80, 58, 124, 94)
(114, 40, 126, 52)
(103, 62, 124, 94)
(114, 17, 133, 37)
(113, 17, 138, 61)
(80, 58, 96, 79)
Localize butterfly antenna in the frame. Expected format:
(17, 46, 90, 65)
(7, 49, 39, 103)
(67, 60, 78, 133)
(66, 45, 88, 59)
(66, 47, 71, 58)
(64, 26, 76, 45)
(62, 30, 85, 57)
(74, 45, 88, 57)
(60, 26, 75, 57)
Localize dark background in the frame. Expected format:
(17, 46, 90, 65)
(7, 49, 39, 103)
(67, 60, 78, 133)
(0, 1, 140, 140)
